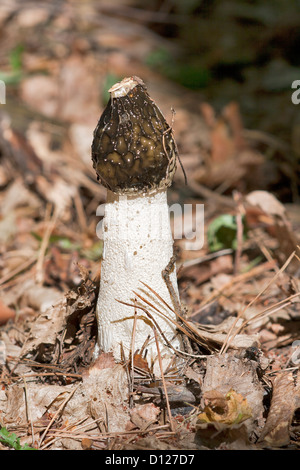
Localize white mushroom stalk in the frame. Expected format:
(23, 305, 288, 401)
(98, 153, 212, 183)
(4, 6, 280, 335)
(91, 76, 182, 364)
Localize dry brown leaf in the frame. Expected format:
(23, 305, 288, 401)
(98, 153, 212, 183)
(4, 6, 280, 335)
(200, 101, 246, 163)
(20, 297, 67, 359)
(246, 190, 286, 218)
(35, 175, 77, 218)
(85, 352, 116, 374)
(130, 403, 160, 429)
(258, 372, 296, 447)
(198, 102, 265, 189)
(133, 352, 151, 374)
(246, 190, 298, 265)
(197, 389, 252, 427)
(200, 351, 265, 437)
(18, 280, 63, 313)
(3, 381, 75, 425)
(84, 364, 130, 433)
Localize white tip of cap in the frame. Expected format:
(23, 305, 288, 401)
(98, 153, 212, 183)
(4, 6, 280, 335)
(108, 76, 145, 98)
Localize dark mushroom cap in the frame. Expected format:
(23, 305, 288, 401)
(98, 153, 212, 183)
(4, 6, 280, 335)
(91, 76, 177, 194)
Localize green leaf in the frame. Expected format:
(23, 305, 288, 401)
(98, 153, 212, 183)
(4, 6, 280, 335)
(9, 45, 24, 72)
(0, 427, 19, 448)
(56, 237, 80, 251)
(0, 427, 36, 450)
(207, 214, 247, 252)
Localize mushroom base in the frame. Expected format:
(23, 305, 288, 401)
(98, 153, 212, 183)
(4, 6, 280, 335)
(96, 189, 182, 366)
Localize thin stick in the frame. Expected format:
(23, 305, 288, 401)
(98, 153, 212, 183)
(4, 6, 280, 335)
(43, 424, 171, 445)
(22, 376, 35, 447)
(162, 254, 182, 315)
(74, 190, 88, 232)
(39, 416, 103, 450)
(17, 372, 82, 379)
(233, 191, 244, 275)
(181, 249, 233, 270)
(135, 285, 214, 348)
(152, 326, 174, 433)
(0, 256, 37, 286)
(199, 260, 276, 307)
(220, 251, 296, 354)
(121, 297, 200, 350)
(188, 179, 236, 208)
(241, 292, 300, 328)
(35, 204, 58, 285)
(38, 384, 80, 448)
(130, 301, 138, 408)
(241, 251, 295, 314)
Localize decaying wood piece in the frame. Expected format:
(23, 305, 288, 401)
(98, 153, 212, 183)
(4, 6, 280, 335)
(258, 372, 296, 447)
(136, 383, 198, 406)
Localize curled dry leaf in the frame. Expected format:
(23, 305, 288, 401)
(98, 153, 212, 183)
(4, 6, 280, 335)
(200, 351, 265, 436)
(246, 190, 286, 218)
(18, 263, 97, 363)
(245, 190, 299, 265)
(20, 297, 67, 359)
(197, 389, 252, 428)
(258, 372, 296, 447)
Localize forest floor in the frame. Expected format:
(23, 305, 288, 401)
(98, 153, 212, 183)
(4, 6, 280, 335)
(0, 0, 300, 450)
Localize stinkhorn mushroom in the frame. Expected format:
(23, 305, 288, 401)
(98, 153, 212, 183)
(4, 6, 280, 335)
(91, 76, 182, 364)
